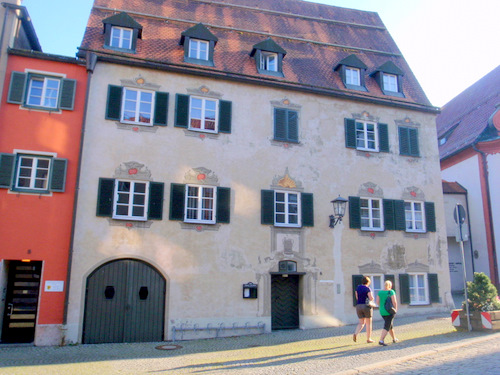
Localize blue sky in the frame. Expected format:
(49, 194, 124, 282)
(21, 0, 500, 107)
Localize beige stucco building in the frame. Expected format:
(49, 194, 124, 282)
(64, 0, 451, 344)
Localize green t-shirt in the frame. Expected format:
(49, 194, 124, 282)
(378, 289, 395, 316)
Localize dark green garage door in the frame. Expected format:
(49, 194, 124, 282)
(83, 259, 166, 344)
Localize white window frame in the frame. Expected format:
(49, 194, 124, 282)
(26, 76, 60, 109)
(355, 121, 378, 152)
(383, 73, 398, 92)
(366, 274, 385, 298)
(360, 197, 383, 231)
(274, 190, 301, 228)
(15, 155, 51, 191)
(121, 87, 155, 125)
(110, 26, 133, 49)
(188, 39, 209, 60)
(189, 96, 218, 133)
(409, 273, 429, 305)
(112, 180, 149, 221)
(405, 201, 426, 233)
(184, 185, 216, 224)
(345, 67, 361, 86)
(260, 52, 278, 72)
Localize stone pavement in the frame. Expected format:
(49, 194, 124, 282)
(0, 313, 499, 375)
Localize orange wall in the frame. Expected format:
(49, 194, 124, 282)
(0, 54, 87, 324)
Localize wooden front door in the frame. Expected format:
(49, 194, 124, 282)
(1, 261, 42, 343)
(83, 259, 166, 344)
(271, 274, 299, 330)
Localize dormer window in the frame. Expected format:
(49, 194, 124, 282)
(189, 39, 209, 60)
(250, 38, 286, 77)
(102, 12, 142, 53)
(260, 52, 278, 72)
(371, 61, 405, 97)
(110, 26, 132, 49)
(180, 23, 218, 67)
(334, 54, 367, 91)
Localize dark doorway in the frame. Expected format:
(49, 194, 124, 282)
(271, 274, 300, 330)
(1, 261, 42, 343)
(83, 259, 166, 344)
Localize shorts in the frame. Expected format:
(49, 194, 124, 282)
(356, 304, 373, 318)
(382, 314, 395, 331)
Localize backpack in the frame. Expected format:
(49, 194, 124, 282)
(384, 291, 396, 315)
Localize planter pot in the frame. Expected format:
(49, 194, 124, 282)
(451, 309, 500, 331)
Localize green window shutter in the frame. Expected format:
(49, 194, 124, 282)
(428, 273, 439, 303)
(348, 196, 361, 229)
(153, 92, 169, 126)
(7, 72, 27, 104)
(409, 128, 420, 156)
(174, 94, 189, 128)
(169, 183, 186, 220)
(301, 192, 314, 227)
(398, 126, 409, 155)
(352, 274, 363, 306)
(105, 85, 123, 121)
(96, 178, 115, 217)
(131, 29, 139, 51)
(288, 110, 299, 142)
(394, 200, 406, 231)
(385, 274, 396, 292)
(261, 190, 274, 225)
(216, 187, 231, 223)
(0, 153, 15, 188)
(148, 182, 164, 220)
(50, 158, 67, 192)
(399, 273, 410, 304)
(378, 123, 389, 152)
(425, 202, 436, 232)
(219, 100, 232, 133)
(383, 199, 395, 230)
(344, 118, 356, 148)
(274, 108, 287, 141)
(59, 79, 76, 110)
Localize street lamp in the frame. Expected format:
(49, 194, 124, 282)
(329, 196, 348, 228)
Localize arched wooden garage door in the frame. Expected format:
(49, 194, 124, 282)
(83, 259, 166, 344)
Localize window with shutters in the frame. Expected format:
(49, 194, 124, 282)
(408, 273, 429, 304)
(0, 153, 67, 194)
(174, 94, 232, 134)
(274, 108, 299, 143)
(105, 85, 169, 127)
(261, 189, 313, 228)
(399, 126, 419, 157)
(96, 178, 164, 221)
(169, 183, 230, 224)
(405, 201, 425, 233)
(361, 197, 383, 231)
(366, 274, 385, 297)
(344, 119, 388, 153)
(7, 71, 76, 111)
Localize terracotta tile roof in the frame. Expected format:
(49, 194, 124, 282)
(442, 180, 467, 194)
(80, 0, 434, 109)
(436, 65, 500, 160)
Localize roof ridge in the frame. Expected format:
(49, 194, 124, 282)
(192, 0, 385, 30)
(93, 6, 400, 57)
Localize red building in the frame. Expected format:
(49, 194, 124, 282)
(0, 33, 87, 345)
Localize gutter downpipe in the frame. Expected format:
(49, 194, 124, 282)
(464, 190, 476, 274)
(472, 142, 499, 287)
(62, 52, 97, 338)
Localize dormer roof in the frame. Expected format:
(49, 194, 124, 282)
(102, 12, 143, 38)
(334, 54, 367, 71)
(250, 38, 287, 57)
(180, 23, 218, 45)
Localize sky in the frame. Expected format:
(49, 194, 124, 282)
(21, 0, 500, 107)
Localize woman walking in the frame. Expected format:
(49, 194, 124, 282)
(376, 280, 399, 346)
(353, 276, 374, 343)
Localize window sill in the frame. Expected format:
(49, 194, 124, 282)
(20, 105, 62, 114)
(180, 222, 221, 232)
(103, 45, 136, 54)
(184, 57, 214, 67)
(107, 219, 153, 229)
(271, 139, 301, 149)
(116, 122, 158, 133)
(9, 188, 52, 196)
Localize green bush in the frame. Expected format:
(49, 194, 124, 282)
(462, 272, 500, 312)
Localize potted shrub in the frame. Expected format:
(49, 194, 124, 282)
(451, 272, 500, 330)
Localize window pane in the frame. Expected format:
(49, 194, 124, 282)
(116, 205, 128, 215)
(132, 206, 144, 217)
(117, 193, 129, 204)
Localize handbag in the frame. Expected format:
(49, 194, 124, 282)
(384, 291, 396, 315)
(365, 297, 376, 308)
